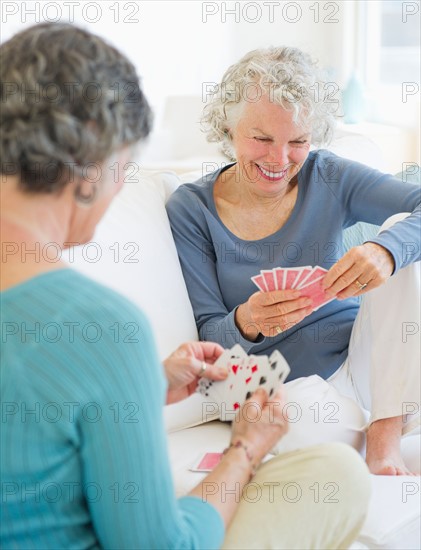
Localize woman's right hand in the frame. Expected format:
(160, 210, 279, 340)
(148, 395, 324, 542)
(235, 289, 314, 339)
(189, 385, 289, 526)
(230, 386, 288, 466)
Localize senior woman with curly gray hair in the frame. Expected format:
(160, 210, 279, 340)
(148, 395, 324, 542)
(167, 47, 421, 476)
(1, 24, 372, 549)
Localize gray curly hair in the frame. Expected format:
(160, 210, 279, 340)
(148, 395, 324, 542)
(0, 22, 152, 193)
(201, 47, 338, 159)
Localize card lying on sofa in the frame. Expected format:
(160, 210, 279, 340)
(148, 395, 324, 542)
(196, 345, 290, 421)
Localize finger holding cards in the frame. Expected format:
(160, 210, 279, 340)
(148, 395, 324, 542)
(267, 307, 313, 336)
(164, 341, 228, 405)
(197, 345, 290, 423)
(322, 245, 388, 299)
(246, 289, 313, 336)
(230, 386, 289, 465)
(249, 266, 339, 326)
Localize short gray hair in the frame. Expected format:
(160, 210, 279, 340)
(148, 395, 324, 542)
(0, 22, 152, 193)
(201, 47, 338, 159)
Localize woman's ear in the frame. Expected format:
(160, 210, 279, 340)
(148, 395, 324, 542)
(73, 178, 98, 207)
(72, 162, 101, 207)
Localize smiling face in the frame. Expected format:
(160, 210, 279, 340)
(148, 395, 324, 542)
(230, 93, 311, 196)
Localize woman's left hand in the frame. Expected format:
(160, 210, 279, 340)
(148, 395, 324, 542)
(163, 342, 227, 404)
(323, 242, 395, 300)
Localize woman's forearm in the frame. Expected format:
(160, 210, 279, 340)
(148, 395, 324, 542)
(234, 302, 260, 341)
(188, 445, 255, 527)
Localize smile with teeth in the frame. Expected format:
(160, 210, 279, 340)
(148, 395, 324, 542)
(257, 164, 287, 179)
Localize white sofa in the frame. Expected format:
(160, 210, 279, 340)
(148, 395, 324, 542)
(68, 133, 420, 549)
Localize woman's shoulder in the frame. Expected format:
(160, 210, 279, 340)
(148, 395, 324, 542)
(166, 163, 234, 213)
(166, 174, 212, 210)
(302, 149, 373, 184)
(306, 148, 340, 167)
(307, 148, 373, 172)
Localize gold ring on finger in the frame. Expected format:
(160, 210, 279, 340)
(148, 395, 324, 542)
(275, 325, 283, 335)
(355, 280, 368, 291)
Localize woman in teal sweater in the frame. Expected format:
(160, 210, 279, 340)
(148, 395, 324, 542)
(1, 23, 370, 549)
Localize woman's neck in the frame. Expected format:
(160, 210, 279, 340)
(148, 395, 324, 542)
(0, 178, 71, 289)
(219, 164, 297, 211)
(1, 177, 70, 246)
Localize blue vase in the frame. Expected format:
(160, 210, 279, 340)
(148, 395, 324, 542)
(342, 73, 365, 123)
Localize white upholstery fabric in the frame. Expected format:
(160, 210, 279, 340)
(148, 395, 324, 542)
(65, 170, 197, 359)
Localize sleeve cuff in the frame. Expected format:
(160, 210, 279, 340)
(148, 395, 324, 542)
(178, 496, 225, 549)
(364, 238, 400, 274)
(224, 308, 266, 353)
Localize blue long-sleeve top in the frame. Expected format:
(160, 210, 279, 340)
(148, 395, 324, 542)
(0, 269, 224, 549)
(166, 150, 421, 381)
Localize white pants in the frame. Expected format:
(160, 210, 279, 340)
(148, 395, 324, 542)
(273, 214, 421, 458)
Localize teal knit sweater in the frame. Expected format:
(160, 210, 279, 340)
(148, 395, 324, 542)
(1, 269, 224, 549)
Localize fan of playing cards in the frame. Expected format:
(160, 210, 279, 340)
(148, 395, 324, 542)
(197, 344, 290, 420)
(251, 265, 335, 311)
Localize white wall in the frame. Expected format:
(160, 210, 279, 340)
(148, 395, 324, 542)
(1, 1, 347, 116)
(2, 1, 419, 167)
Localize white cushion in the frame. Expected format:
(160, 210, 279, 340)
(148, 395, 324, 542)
(329, 129, 386, 172)
(64, 169, 197, 360)
(358, 473, 420, 549)
(164, 392, 219, 433)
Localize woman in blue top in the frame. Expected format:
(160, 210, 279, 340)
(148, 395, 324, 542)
(1, 23, 370, 549)
(166, 47, 421, 476)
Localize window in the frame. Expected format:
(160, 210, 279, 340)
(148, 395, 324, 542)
(364, 0, 420, 87)
(358, 0, 420, 127)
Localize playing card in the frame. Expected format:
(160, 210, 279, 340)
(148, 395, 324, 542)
(296, 266, 328, 289)
(189, 452, 223, 472)
(268, 350, 291, 388)
(197, 345, 291, 421)
(291, 266, 312, 288)
(220, 354, 253, 415)
(283, 268, 302, 290)
(251, 274, 268, 292)
(261, 270, 276, 292)
(297, 276, 335, 311)
(197, 345, 247, 405)
(228, 354, 269, 403)
(230, 351, 290, 405)
(196, 344, 247, 403)
(274, 267, 284, 290)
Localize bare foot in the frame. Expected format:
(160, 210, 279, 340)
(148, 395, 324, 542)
(366, 416, 418, 476)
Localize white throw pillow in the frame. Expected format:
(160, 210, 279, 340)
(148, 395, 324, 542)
(64, 170, 198, 359)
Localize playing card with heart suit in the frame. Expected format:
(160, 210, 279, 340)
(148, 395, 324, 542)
(198, 345, 247, 405)
(222, 354, 269, 414)
(225, 351, 290, 408)
(197, 345, 291, 421)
